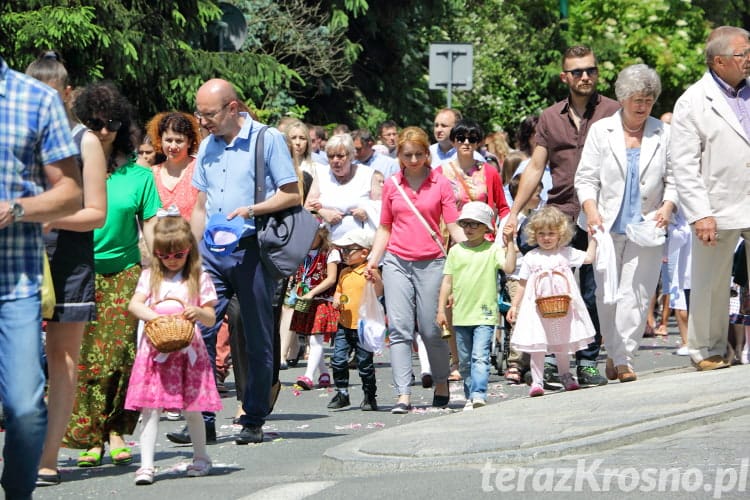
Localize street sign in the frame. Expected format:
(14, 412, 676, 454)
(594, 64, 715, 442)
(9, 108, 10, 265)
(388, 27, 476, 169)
(429, 42, 473, 107)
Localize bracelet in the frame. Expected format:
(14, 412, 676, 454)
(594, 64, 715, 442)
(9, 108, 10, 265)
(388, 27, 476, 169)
(246, 205, 254, 218)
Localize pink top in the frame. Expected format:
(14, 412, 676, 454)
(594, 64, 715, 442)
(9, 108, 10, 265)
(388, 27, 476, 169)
(380, 168, 458, 261)
(152, 158, 198, 220)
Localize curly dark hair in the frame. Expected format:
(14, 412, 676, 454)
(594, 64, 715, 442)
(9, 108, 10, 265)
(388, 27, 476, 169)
(72, 82, 134, 162)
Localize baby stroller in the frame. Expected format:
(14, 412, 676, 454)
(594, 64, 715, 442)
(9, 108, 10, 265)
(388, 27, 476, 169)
(491, 270, 513, 374)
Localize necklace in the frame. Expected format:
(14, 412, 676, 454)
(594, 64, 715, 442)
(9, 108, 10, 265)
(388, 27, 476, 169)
(622, 119, 644, 134)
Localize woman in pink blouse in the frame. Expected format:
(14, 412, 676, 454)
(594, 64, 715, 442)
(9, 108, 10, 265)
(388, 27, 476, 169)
(146, 112, 201, 219)
(366, 127, 466, 414)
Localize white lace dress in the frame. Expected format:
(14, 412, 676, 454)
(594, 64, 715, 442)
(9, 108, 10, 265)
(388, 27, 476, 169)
(510, 247, 596, 353)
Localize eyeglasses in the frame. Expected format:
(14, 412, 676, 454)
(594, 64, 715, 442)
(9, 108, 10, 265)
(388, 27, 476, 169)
(454, 134, 481, 144)
(339, 246, 364, 255)
(563, 66, 599, 78)
(725, 49, 750, 59)
(86, 118, 122, 132)
(155, 248, 190, 260)
(194, 102, 230, 120)
(327, 153, 348, 160)
(458, 220, 483, 229)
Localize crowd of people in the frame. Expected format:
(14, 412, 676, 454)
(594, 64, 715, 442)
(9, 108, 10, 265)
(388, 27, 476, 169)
(0, 24, 749, 499)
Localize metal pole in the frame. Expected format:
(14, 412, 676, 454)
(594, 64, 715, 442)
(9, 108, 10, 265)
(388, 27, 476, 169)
(447, 49, 453, 108)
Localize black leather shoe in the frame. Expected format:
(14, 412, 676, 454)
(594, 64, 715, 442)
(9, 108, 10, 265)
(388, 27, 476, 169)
(235, 425, 263, 445)
(166, 421, 216, 444)
(432, 394, 450, 408)
(360, 394, 378, 411)
(327, 392, 350, 409)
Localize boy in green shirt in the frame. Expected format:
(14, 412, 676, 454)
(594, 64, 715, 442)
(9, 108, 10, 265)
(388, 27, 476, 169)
(437, 202, 516, 409)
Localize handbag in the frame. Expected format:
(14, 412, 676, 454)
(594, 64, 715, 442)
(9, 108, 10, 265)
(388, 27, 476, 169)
(391, 177, 448, 257)
(253, 126, 318, 280)
(41, 255, 56, 319)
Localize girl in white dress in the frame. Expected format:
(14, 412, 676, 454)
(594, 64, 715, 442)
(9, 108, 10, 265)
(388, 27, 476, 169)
(507, 207, 597, 397)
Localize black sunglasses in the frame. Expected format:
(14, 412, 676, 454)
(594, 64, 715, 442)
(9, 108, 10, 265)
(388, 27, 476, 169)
(564, 66, 598, 78)
(454, 134, 481, 144)
(86, 118, 122, 132)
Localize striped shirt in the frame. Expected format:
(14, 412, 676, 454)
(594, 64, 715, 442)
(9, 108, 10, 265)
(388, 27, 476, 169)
(0, 57, 77, 299)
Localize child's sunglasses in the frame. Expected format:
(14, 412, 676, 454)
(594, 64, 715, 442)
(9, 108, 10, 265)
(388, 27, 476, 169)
(155, 248, 190, 260)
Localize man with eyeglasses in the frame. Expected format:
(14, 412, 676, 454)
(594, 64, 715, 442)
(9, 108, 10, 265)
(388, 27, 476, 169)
(0, 56, 82, 499)
(505, 45, 619, 388)
(670, 26, 750, 371)
(180, 79, 300, 446)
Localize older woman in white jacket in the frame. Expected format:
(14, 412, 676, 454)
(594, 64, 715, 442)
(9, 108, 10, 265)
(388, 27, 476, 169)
(575, 64, 679, 383)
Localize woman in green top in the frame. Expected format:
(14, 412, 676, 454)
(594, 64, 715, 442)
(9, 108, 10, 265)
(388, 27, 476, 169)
(64, 83, 161, 467)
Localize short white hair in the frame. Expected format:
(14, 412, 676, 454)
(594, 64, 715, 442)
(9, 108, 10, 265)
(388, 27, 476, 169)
(614, 64, 661, 102)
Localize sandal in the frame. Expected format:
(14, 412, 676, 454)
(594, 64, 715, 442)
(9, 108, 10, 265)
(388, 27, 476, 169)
(110, 447, 133, 465)
(77, 449, 102, 468)
(504, 367, 522, 385)
(187, 457, 212, 477)
(295, 376, 313, 390)
(318, 373, 331, 388)
(448, 363, 462, 382)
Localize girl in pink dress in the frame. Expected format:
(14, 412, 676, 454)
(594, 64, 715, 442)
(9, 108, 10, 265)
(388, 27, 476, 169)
(125, 212, 221, 484)
(507, 207, 597, 397)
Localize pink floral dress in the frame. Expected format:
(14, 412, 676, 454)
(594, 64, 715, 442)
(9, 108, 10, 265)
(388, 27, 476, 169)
(125, 270, 222, 412)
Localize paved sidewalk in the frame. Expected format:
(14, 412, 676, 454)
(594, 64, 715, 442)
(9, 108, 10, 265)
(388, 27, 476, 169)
(322, 364, 750, 472)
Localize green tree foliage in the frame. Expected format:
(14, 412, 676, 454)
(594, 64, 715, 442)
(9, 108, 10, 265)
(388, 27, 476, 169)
(304, 0, 457, 133)
(446, 0, 566, 136)
(565, 0, 711, 115)
(0, 1, 300, 125)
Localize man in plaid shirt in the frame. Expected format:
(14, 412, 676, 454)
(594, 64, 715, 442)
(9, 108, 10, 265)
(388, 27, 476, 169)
(0, 55, 81, 500)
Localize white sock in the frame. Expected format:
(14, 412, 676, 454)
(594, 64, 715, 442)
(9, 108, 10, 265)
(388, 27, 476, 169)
(139, 408, 161, 469)
(304, 334, 326, 380)
(185, 411, 208, 462)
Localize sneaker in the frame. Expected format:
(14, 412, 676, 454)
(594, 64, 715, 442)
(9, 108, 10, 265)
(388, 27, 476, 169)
(360, 394, 378, 411)
(543, 363, 561, 389)
(327, 392, 350, 409)
(235, 425, 263, 445)
(166, 411, 182, 421)
(559, 373, 580, 391)
(576, 366, 608, 387)
(135, 467, 155, 485)
(472, 398, 486, 409)
(463, 400, 474, 412)
(186, 458, 212, 477)
(529, 384, 545, 397)
(318, 373, 331, 388)
(295, 376, 314, 390)
(166, 421, 216, 445)
(675, 345, 690, 356)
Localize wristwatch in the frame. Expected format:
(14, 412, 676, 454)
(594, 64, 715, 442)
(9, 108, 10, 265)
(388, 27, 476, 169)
(246, 205, 254, 219)
(9, 201, 24, 222)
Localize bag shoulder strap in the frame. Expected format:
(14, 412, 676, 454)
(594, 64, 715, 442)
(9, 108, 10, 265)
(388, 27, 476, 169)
(391, 177, 447, 257)
(254, 125, 270, 203)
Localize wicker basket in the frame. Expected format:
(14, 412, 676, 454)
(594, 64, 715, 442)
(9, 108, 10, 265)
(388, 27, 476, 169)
(144, 298, 195, 353)
(535, 270, 572, 319)
(294, 297, 313, 313)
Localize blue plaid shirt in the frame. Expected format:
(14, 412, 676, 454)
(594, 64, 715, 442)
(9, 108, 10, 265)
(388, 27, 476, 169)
(0, 57, 77, 299)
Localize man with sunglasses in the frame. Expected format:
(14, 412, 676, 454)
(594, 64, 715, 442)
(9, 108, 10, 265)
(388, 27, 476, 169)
(505, 45, 619, 388)
(183, 79, 300, 446)
(0, 56, 82, 499)
(670, 26, 750, 371)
